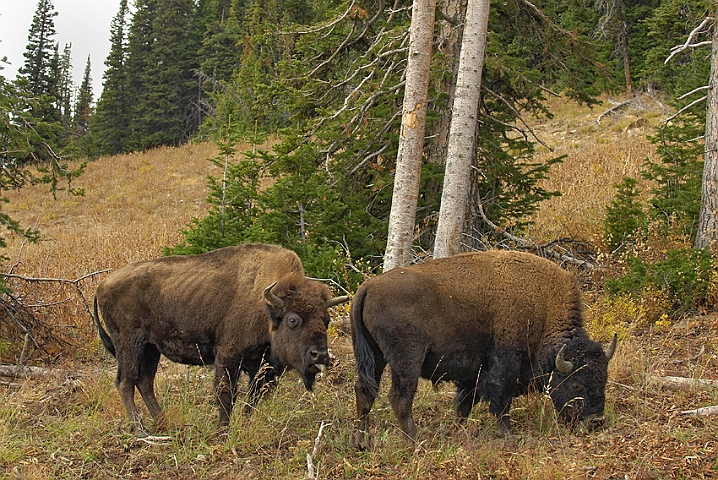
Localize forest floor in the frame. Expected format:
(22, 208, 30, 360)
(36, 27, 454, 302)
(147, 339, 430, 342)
(1, 94, 717, 479)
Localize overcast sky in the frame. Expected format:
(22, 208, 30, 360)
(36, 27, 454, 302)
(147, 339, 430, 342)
(0, 0, 118, 96)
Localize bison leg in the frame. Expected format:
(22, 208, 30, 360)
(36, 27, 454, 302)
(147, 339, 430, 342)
(485, 348, 521, 437)
(387, 366, 420, 446)
(352, 355, 386, 450)
(136, 343, 164, 428)
(214, 361, 240, 428)
(114, 345, 144, 432)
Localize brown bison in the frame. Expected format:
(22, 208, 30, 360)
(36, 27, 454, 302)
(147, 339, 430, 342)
(94, 244, 349, 432)
(350, 250, 616, 446)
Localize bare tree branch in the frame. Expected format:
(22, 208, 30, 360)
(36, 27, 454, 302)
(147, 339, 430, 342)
(662, 95, 707, 129)
(678, 85, 711, 100)
(665, 16, 715, 64)
(471, 192, 595, 269)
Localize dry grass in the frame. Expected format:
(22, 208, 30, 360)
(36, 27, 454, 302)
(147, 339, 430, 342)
(527, 94, 665, 244)
(1, 96, 717, 479)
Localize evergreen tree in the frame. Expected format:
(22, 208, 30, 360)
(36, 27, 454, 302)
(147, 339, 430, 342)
(197, 0, 244, 85)
(18, 0, 59, 99)
(73, 56, 93, 135)
(57, 43, 73, 129)
(125, 0, 201, 151)
(643, 0, 711, 95)
(18, 0, 61, 125)
(593, 0, 662, 93)
(90, 0, 130, 156)
(639, 0, 712, 241)
(15, 0, 64, 161)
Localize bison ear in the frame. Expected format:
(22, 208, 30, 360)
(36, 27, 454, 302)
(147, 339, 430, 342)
(265, 304, 282, 326)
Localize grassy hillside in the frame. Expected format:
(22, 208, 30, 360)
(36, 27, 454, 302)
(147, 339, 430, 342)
(1, 96, 717, 479)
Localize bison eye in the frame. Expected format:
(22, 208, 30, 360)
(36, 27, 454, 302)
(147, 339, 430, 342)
(570, 381, 582, 392)
(286, 314, 303, 329)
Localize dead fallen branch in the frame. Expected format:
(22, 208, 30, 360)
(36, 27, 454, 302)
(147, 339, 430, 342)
(1, 269, 112, 362)
(306, 421, 331, 480)
(136, 435, 173, 446)
(0, 364, 64, 379)
(597, 100, 634, 124)
(468, 200, 596, 270)
(2, 269, 111, 320)
(648, 375, 718, 391)
(680, 406, 718, 416)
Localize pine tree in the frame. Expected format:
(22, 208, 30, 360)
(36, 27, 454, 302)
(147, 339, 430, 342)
(90, 0, 130, 156)
(73, 56, 93, 135)
(57, 43, 73, 129)
(643, 0, 711, 95)
(18, 0, 58, 99)
(125, 0, 201, 151)
(18, 0, 62, 127)
(15, 0, 64, 161)
(197, 0, 244, 85)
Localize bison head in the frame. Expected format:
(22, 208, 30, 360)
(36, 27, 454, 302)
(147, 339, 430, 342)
(546, 334, 616, 427)
(263, 276, 349, 391)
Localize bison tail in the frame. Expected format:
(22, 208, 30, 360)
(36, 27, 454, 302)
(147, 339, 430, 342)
(93, 296, 116, 358)
(350, 287, 379, 399)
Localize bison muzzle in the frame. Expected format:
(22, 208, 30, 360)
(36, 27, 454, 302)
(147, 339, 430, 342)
(350, 250, 616, 447)
(94, 244, 349, 432)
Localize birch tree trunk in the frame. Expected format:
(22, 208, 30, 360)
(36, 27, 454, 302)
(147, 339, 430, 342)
(695, 17, 718, 249)
(433, 0, 490, 258)
(383, 0, 437, 271)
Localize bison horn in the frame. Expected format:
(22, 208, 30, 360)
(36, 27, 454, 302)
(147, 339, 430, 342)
(263, 282, 285, 310)
(604, 334, 617, 361)
(555, 344, 573, 374)
(326, 295, 351, 308)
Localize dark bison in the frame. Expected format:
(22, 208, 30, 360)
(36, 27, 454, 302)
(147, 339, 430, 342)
(350, 250, 616, 446)
(94, 243, 349, 432)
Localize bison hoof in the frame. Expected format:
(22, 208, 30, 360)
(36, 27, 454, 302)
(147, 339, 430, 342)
(584, 414, 606, 430)
(351, 430, 371, 450)
(497, 416, 511, 438)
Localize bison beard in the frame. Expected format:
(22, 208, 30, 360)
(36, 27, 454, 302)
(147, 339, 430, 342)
(93, 244, 349, 433)
(350, 250, 616, 447)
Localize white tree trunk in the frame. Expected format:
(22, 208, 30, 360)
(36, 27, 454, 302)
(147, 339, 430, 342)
(695, 16, 718, 249)
(433, 0, 491, 258)
(383, 0, 437, 271)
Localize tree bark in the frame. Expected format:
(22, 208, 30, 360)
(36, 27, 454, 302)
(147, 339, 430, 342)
(383, 0, 437, 271)
(433, 0, 490, 258)
(618, 7, 634, 95)
(695, 16, 718, 249)
(426, 0, 465, 166)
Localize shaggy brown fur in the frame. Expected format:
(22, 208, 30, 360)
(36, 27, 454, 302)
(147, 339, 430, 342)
(350, 250, 615, 447)
(94, 244, 347, 431)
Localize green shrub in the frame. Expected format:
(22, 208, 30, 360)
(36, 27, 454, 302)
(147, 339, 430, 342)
(605, 247, 713, 316)
(604, 176, 647, 252)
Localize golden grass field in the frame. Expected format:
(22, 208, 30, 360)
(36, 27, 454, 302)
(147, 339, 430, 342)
(1, 95, 717, 479)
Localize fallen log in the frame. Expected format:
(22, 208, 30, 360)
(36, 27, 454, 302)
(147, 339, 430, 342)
(680, 406, 718, 416)
(0, 364, 64, 379)
(597, 100, 633, 124)
(648, 375, 718, 391)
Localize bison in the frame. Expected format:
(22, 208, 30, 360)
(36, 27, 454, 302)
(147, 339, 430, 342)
(94, 243, 349, 432)
(350, 250, 616, 447)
